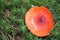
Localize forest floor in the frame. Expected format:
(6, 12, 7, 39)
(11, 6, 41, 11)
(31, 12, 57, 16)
(0, 0, 60, 40)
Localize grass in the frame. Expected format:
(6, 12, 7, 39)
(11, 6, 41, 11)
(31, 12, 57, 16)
(0, 0, 60, 40)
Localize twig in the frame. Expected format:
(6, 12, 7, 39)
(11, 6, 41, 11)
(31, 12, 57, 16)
(7, 33, 13, 40)
(12, 35, 15, 40)
(54, 21, 60, 27)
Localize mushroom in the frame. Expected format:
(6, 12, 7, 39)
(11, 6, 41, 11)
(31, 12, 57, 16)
(25, 6, 54, 37)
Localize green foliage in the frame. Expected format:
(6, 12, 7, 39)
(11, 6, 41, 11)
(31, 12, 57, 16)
(0, 0, 60, 40)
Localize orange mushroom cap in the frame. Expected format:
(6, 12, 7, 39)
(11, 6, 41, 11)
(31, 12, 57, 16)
(25, 6, 54, 37)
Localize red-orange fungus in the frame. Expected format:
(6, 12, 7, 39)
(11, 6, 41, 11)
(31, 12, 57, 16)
(25, 6, 54, 37)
